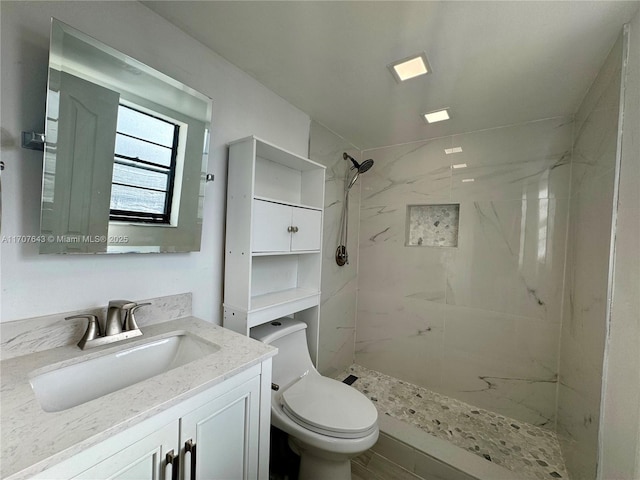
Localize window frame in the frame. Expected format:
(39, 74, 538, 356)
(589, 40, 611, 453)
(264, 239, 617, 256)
(109, 104, 180, 224)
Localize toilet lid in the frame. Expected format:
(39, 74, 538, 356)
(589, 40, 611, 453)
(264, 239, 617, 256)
(281, 375, 378, 438)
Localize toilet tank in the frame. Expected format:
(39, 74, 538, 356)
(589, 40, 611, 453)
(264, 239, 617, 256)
(250, 318, 315, 386)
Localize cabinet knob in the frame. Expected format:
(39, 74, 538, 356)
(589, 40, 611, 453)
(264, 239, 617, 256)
(293, 226, 299, 233)
(287, 226, 294, 233)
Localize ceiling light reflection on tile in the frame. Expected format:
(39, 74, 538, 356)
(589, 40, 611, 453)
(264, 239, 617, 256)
(461, 178, 475, 183)
(423, 109, 450, 123)
(445, 147, 463, 155)
(389, 53, 431, 82)
(452, 163, 468, 169)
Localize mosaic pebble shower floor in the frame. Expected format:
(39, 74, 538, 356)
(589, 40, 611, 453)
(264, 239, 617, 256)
(336, 365, 569, 480)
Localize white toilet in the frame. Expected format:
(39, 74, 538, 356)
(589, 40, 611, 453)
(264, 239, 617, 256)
(251, 318, 379, 480)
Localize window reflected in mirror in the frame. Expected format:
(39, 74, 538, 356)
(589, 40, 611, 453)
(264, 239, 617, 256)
(111, 105, 180, 224)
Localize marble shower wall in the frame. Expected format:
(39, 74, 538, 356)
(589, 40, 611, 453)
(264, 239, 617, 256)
(355, 116, 574, 427)
(556, 34, 624, 480)
(308, 121, 361, 376)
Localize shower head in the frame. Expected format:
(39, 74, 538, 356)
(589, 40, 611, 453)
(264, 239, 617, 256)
(347, 171, 361, 190)
(343, 153, 374, 174)
(343, 152, 375, 191)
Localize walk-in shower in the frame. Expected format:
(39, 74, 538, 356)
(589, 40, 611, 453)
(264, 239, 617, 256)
(336, 153, 374, 266)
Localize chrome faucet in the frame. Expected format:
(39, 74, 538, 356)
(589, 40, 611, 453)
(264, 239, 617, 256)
(67, 300, 150, 350)
(105, 300, 137, 336)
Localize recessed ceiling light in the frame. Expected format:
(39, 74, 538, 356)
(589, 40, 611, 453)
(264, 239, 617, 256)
(423, 109, 450, 123)
(445, 147, 463, 155)
(388, 53, 431, 82)
(461, 178, 475, 183)
(452, 163, 468, 169)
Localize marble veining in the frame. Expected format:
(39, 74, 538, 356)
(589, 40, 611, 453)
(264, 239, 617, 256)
(337, 365, 569, 480)
(0, 316, 276, 479)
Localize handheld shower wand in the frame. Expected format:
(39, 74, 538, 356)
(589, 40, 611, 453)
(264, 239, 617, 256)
(336, 153, 374, 266)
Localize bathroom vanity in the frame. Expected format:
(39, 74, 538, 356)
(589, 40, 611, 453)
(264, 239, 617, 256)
(0, 316, 276, 480)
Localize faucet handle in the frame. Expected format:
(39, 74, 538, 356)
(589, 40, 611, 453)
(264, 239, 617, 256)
(66, 314, 101, 350)
(123, 302, 151, 331)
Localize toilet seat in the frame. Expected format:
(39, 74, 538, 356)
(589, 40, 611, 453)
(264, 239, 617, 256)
(280, 375, 378, 439)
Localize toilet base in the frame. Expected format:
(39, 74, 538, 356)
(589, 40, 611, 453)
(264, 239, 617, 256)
(289, 437, 353, 480)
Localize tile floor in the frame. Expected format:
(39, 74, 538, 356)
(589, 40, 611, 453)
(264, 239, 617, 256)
(336, 364, 569, 480)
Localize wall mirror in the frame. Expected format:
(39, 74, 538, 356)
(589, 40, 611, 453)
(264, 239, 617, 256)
(40, 19, 212, 254)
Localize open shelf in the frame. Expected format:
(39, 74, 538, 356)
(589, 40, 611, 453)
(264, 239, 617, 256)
(251, 287, 319, 311)
(253, 195, 322, 212)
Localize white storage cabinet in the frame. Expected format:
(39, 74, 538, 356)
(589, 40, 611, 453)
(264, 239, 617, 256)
(224, 136, 325, 364)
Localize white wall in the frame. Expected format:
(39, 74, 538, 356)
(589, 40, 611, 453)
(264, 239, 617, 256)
(598, 12, 640, 480)
(0, 1, 310, 323)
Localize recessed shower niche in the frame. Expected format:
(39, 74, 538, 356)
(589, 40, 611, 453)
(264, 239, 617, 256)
(406, 204, 460, 247)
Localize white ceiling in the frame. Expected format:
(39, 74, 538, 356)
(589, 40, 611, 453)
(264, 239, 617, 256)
(143, 1, 640, 150)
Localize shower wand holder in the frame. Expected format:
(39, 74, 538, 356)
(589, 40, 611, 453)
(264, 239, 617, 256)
(336, 245, 348, 266)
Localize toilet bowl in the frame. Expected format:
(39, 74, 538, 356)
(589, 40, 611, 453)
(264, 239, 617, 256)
(251, 318, 378, 480)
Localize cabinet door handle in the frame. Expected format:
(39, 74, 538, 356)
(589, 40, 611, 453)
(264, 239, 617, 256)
(185, 439, 197, 480)
(287, 226, 294, 233)
(293, 226, 299, 233)
(166, 449, 179, 480)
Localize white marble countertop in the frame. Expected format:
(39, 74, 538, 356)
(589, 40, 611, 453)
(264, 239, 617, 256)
(0, 317, 277, 479)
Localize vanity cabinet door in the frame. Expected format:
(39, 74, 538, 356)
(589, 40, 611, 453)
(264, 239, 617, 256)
(252, 200, 291, 252)
(252, 200, 322, 253)
(290, 207, 322, 251)
(179, 376, 261, 480)
(70, 421, 177, 480)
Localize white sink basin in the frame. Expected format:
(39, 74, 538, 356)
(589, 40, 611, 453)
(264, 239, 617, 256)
(30, 333, 220, 412)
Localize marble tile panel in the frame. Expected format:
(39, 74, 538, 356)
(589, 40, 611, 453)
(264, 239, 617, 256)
(559, 175, 614, 396)
(555, 384, 600, 480)
(317, 279, 357, 376)
(358, 204, 451, 303)
(355, 292, 445, 389)
(439, 361, 558, 428)
(571, 112, 620, 196)
(571, 36, 622, 195)
(361, 138, 453, 208)
(574, 35, 624, 132)
(445, 198, 568, 323)
(440, 305, 559, 427)
(555, 176, 612, 476)
(450, 117, 573, 202)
